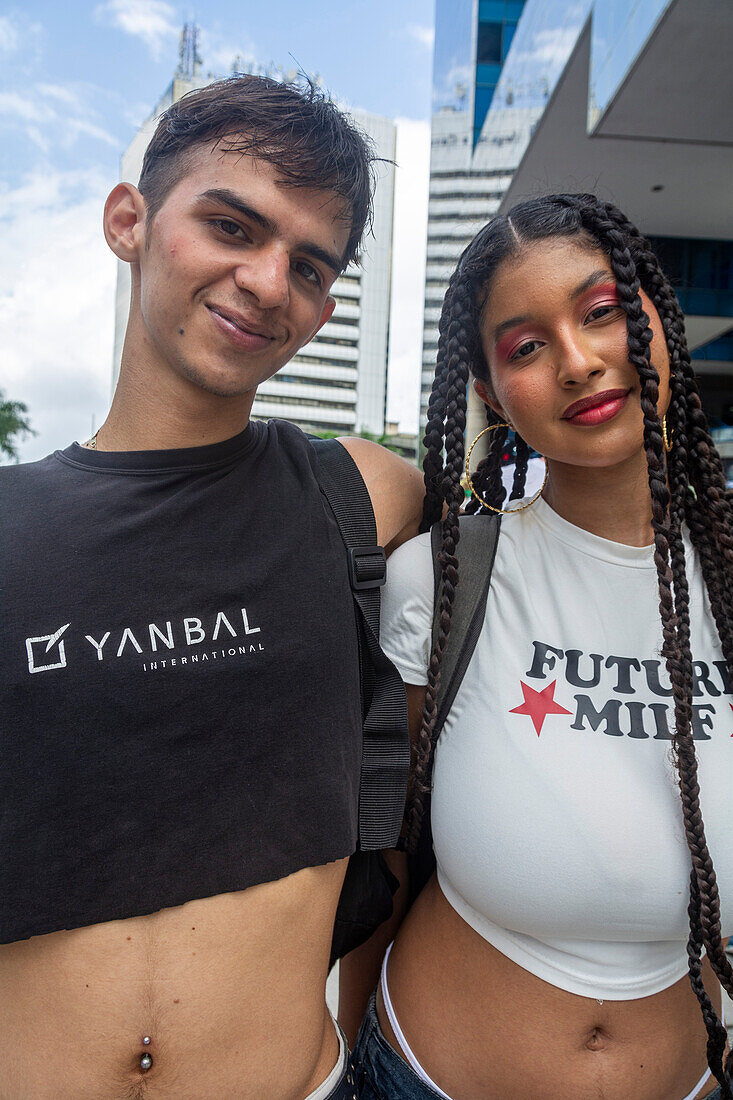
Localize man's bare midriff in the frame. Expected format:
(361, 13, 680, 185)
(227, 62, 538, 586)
(378, 876, 724, 1100)
(0, 858, 348, 1100)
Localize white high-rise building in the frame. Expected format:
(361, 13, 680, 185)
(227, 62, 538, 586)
(421, 1, 591, 445)
(113, 26, 396, 438)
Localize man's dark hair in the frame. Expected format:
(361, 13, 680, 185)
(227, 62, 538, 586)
(137, 74, 378, 269)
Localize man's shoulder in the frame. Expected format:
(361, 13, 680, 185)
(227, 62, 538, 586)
(0, 452, 60, 486)
(335, 437, 424, 553)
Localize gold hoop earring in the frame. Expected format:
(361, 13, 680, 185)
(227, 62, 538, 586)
(661, 415, 674, 454)
(465, 423, 549, 515)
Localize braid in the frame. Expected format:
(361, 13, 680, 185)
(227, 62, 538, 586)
(575, 199, 733, 1089)
(421, 304, 452, 529)
(405, 275, 472, 850)
(510, 434, 531, 502)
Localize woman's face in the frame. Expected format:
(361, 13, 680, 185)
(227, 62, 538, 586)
(476, 238, 671, 469)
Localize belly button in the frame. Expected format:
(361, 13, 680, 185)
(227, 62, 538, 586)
(585, 1027, 606, 1052)
(140, 1036, 153, 1072)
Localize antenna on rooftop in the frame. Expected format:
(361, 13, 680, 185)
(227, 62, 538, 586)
(177, 22, 202, 80)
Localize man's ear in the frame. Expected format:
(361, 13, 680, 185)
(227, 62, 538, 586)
(473, 378, 511, 427)
(103, 183, 147, 263)
(313, 294, 336, 336)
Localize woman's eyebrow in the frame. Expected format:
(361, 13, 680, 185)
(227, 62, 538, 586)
(492, 271, 616, 343)
(493, 314, 530, 343)
(571, 270, 616, 298)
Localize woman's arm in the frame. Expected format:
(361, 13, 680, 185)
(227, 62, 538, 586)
(337, 683, 427, 1045)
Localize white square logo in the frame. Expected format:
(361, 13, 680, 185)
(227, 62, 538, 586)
(26, 624, 70, 674)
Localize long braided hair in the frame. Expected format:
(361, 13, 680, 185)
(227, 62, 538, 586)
(408, 193, 733, 1094)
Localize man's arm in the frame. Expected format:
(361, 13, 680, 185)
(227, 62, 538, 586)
(337, 437, 425, 554)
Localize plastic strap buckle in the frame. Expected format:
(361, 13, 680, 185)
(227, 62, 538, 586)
(348, 546, 387, 590)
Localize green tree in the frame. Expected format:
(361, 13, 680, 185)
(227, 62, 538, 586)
(0, 391, 36, 462)
(317, 428, 404, 456)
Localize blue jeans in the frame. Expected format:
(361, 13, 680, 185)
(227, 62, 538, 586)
(352, 992, 727, 1100)
(352, 992, 447, 1099)
(321, 1054, 359, 1100)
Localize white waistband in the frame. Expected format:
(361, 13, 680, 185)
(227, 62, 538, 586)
(380, 942, 452, 1099)
(379, 942, 723, 1100)
(304, 1013, 347, 1100)
(679, 1067, 712, 1100)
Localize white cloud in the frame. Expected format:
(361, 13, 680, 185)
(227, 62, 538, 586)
(36, 83, 85, 110)
(0, 83, 120, 152)
(24, 126, 50, 154)
(198, 26, 258, 77)
(407, 23, 435, 50)
(0, 13, 43, 64)
(386, 118, 430, 436)
(0, 170, 117, 463)
(0, 15, 20, 52)
(94, 0, 178, 61)
(0, 92, 47, 123)
(67, 118, 118, 147)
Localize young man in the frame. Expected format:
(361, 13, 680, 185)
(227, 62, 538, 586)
(0, 76, 423, 1099)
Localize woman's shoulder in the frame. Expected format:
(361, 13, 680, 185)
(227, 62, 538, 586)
(386, 530, 433, 578)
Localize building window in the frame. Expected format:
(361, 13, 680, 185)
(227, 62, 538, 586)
(477, 21, 502, 65)
(254, 394, 355, 411)
(312, 335, 359, 349)
(273, 374, 356, 390)
(291, 353, 357, 370)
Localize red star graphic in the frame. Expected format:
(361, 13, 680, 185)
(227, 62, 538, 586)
(510, 680, 572, 737)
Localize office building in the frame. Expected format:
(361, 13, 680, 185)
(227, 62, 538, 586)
(113, 26, 396, 438)
(422, 1, 733, 467)
(496, 0, 733, 471)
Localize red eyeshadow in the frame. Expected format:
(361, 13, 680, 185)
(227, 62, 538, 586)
(495, 330, 533, 360)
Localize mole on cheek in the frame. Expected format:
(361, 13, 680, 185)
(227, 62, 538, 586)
(178, 328, 184, 336)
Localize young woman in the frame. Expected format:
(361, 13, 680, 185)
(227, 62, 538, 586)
(352, 195, 733, 1100)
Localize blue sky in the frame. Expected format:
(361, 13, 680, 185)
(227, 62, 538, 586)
(0, 1, 434, 460)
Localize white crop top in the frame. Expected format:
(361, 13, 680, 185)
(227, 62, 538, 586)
(381, 497, 733, 1000)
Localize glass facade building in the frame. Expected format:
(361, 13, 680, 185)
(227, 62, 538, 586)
(420, 0, 588, 441)
(422, 0, 733, 460)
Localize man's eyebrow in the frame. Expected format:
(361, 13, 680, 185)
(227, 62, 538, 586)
(195, 188, 343, 276)
(298, 240, 343, 276)
(196, 189, 276, 234)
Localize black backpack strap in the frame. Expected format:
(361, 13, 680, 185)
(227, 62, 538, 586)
(409, 514, 501, 903)
(310, 438, 410, 850)
(431, 514, 501, 739)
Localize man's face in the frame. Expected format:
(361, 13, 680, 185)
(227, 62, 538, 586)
(129, 145, 350, 398)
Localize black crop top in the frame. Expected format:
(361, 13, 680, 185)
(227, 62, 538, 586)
(0, 420, 363, 943)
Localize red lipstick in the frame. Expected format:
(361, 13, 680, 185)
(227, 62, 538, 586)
(562, 388, 630, 426)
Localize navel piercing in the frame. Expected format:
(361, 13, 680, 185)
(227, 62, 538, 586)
(140, 1052, 153, 1072)
(597, 998, 604, 1006)
(142, 1036, 152, 1045)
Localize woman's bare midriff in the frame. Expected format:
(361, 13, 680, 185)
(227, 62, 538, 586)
(377, 876, 723, 1100)
(0, 859, 348, 1100)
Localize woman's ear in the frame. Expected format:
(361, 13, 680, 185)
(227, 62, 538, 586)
(473, 378, 512, 427)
